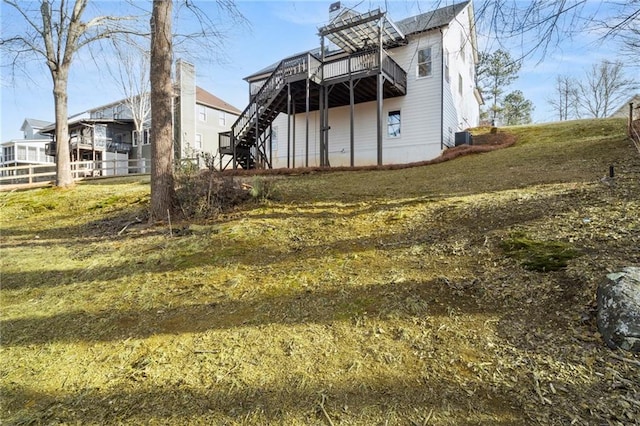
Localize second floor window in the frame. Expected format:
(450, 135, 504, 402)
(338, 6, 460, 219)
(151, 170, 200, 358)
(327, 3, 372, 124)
(198, 105, 207, 121)
(417, 47, 432, 78)
(219, 111, 226, 127)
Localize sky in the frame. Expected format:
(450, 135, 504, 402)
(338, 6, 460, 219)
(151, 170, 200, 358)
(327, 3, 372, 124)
(1, 0, 637, 142)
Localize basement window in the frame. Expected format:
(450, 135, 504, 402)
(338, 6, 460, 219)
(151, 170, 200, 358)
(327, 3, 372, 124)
(387, 110, 401, 138)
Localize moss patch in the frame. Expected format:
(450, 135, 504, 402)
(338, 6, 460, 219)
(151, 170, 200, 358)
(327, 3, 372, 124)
(500, 232, 581, 272)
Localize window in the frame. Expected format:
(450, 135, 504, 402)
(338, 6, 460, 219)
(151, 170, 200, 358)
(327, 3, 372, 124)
(195, 133, 203, 150)
(444, 49, 450, 83)
(387, 110, 401, 138)
(417, 47, 432, 78)
(143, 129, 150, 145)
(458, 74, 463, 96)
(132, 130, 139, 147)
(219, 111, 226, 127)
(198, 105, 207, 121)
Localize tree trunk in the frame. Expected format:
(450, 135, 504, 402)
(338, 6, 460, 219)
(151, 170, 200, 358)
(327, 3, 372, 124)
(149, 0, 176, 221)
(53, 70, 74, 187)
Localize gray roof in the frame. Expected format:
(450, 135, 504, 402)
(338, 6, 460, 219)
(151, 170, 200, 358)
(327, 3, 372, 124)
(244, 1, 470, 82)
(396, 1, 470, 35)
(21, 118, 52, 131)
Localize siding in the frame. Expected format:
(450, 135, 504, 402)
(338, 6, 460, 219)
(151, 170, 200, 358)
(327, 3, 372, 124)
(195, 105, 239, 157)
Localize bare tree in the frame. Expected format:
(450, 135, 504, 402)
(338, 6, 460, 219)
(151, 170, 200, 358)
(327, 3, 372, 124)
(474, 1, 639, 60)
(579, 60, 636, 118)
(594, 1, 640, 62)
(149, 0, 176, 221)
(1, 0, 139, 187)
(104, 36, 151, 173)
(548, 75, 580, 121)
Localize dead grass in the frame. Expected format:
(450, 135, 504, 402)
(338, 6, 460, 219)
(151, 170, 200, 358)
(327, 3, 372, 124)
(1, 118, 639, 425)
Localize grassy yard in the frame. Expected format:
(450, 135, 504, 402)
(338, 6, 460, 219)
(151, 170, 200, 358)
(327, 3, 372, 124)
(1, 118, 639, 425)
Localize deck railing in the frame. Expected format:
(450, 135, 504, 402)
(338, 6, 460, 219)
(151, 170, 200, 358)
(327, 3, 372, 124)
(322, 49, 406, 89)
(323, 50, 378, 80)
(382, 53, 407, 91)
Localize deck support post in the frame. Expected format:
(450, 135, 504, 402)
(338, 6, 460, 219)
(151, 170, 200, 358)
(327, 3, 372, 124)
(349, 57, 355, 167)
(287, 82, 291, 169)
(319, 35, 327, 167)
(292, 98, 296, 168)
(269, 122, 273, 168)
(376, 18, 384, 166)
(306, 75, 310, 167)
(255, 104, 260, 168)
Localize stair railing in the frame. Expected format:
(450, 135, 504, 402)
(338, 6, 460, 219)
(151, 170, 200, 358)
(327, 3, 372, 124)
(231, 53, 313, 146)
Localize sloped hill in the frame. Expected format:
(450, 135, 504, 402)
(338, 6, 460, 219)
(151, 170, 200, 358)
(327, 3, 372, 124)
(1, 119, 638, 425)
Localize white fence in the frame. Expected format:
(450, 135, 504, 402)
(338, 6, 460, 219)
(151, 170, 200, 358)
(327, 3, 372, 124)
(0, 159, 150, 188)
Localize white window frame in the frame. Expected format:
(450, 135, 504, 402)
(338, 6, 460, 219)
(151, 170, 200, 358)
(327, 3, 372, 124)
(198, 105, 207, 122)
(142, 129, 150, 145)
(195, 133, 203, 150)
(219, 111, 226, 127)
(417, 47, 433, 78)
(444, 49, 450, 83)
(458, 73, 463, 96)
(387, 110, 401, 138)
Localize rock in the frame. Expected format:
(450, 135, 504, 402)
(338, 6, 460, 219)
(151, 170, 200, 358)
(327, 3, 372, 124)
(597, 267, 640, 352)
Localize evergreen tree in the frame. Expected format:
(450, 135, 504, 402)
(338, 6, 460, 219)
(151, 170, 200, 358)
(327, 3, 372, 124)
(477, 49, 521, 122)
(502, 90, 534, 125)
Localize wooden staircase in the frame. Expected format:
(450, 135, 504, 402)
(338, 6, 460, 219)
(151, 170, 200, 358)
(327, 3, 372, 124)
(219, 53, 322, 170)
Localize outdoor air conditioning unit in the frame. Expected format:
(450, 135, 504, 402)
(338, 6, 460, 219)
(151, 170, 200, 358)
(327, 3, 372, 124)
(455, 131, 473, 146)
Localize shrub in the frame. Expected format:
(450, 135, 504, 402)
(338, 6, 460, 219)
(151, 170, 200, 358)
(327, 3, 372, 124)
(174, 169, 249, 219)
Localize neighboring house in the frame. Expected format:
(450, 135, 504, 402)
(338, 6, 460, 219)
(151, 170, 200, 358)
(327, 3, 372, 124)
(38, 60, 240, 174)
(609, 94, 640, 119)
(41, 116, 136, 176)
(1, 119, 55, 172)
(220, 0, 481, 169)
(173, 60, 242, 162)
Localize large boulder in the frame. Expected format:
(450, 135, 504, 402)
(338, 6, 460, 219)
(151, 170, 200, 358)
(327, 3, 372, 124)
(597, 267, 640, 352)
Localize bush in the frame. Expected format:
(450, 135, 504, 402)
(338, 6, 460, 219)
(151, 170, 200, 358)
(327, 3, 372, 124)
(248, 176, 278, 201)
(174, 169, 249, 219)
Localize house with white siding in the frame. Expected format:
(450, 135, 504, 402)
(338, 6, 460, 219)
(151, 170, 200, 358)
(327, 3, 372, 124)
(220, 1, 481, 170)
(1, 119, 55, 169)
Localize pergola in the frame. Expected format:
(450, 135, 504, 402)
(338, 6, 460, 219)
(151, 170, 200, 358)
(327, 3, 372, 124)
(317, 8, 406, 166)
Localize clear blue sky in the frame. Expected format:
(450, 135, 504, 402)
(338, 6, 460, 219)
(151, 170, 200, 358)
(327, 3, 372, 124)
(1, 0, 636, 142)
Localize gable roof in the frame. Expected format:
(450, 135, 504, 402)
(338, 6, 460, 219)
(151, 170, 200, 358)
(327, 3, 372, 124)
(21, 118, 52, 132)
(610, 93, 640, 118)
(396, 1, 470, 36)
(244, 1, 471, 82)
(196, 86, 241, 115)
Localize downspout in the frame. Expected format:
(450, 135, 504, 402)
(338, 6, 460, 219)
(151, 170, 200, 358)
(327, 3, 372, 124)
(440, 27, 444, 151)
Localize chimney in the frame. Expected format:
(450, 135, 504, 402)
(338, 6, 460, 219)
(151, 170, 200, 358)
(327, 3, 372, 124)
(329, 1, 342, 22)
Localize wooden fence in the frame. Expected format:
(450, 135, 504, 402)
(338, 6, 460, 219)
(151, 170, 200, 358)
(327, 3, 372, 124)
(0, 159, 151, 190)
